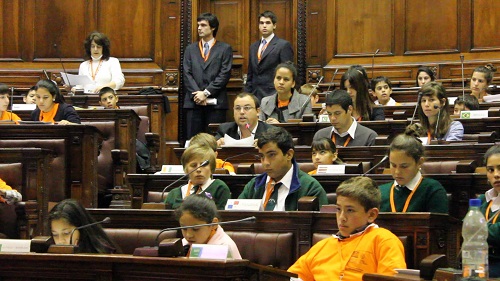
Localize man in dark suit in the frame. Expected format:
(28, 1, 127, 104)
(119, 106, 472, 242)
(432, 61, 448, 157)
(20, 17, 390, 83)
(244, 11, 294, 101)
(183, 13, 233, 139)
(215, 92, 274, 147)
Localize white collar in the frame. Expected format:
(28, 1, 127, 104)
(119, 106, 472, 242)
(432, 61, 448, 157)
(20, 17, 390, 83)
(374, 97, 397, 106)
(261, 33, 275, 43)
(237, 122, 258, 138)
(181, 178, 215, 198)
(202, 38, 215, 47)
(267, 162, 293, 190)
(334, 223, 378, 240)
(395, 171, 422, 190)
(486, 188, 500, 212)
(331, 117, 357, 139)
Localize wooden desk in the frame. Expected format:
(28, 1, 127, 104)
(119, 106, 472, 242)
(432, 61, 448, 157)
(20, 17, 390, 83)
(0, 252, 293, 280)
(0, 124, 101, 208)
(88, 209, 460, 269)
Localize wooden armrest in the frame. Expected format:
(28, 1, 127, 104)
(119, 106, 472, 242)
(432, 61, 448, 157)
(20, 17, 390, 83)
(298, 196, 319, 211)
(456, 160, 477, 173)
(145, 132, 160, 153)
(419, 254, 447, 280)
(236, 163, 255, 174)
(111, 149, 129, 165)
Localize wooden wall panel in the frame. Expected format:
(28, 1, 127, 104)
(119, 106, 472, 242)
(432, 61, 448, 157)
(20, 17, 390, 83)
(159, 0, 181, 69)
(306, 0, 326, 67)
(257, 0, 294, 45)
(34, 0, 89, 60)
(335, 0, 393, 57)
(471, 0, 500, 52)
(0, 1, 21, 61)
(404, 0, 459, 54)
(97, 0, 155, 61)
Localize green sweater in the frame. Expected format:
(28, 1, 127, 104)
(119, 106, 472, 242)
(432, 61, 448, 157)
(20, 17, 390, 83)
(238, 162, 328, 211)
(379, 177, 448, 214)
(478, 194, 500, 259)
(165, 179, 230, 210)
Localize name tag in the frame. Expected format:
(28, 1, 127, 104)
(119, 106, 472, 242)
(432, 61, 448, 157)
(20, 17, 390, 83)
(460, 110, 488, 119)
(225, 199, 262, 211)
(316, 165, 345, 174)
(12, 104, 36, 110)
(0, 239, 31, 252)
(189, 244, 229, 260)
(318, 114, 330, 123)
(156, 165, 184, 174)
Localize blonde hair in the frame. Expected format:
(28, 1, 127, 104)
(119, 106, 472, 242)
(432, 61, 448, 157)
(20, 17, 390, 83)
(181, 144, 216, 173)
(189, 133, 217, 152)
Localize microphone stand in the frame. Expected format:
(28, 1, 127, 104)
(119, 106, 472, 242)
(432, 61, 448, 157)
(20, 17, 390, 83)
(325, 68, 339, 93)
(221, 151, 256, 168)
(54, 43, 72, 90)
(371, 49, 380, 80)
(10, 87, 14, 122)
(300, 76, 324, 116)
(434, 105, 441, 140)
(159, 160, 210, 203)
(362, 155, 388, 175)
(460, 55, 465, 101)
(410, 92, 423, 125)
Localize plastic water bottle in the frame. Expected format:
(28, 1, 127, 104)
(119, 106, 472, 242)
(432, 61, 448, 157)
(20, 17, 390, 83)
(462, 198, 489, 280)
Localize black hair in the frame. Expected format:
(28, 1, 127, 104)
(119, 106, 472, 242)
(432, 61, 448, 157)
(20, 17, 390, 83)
(259, 11, 278, 24)
(415, 66, 436, 87)
(454, 95, 479, 110)
(274, 61, 298, 84)
(388, 124, 425, 163)
(416, 82, 452, 138)
(48, 199, 120, 254)
(236, 92, 261, 109)
(472, 63, 497, 84)
(197, 13, 219, 37)
(325, 89, 353, 112)
(370, 76, 393, 91)
(311, 138, 343, 164)
(174, 194, 219, 223)
(257, 126, 294, 155)
(0, 83, 8, 94)
(340, 68, 373, 121)
(83, 31, 111, 61)
(98, 87, 116, 99)
(35, 79, 65, 103)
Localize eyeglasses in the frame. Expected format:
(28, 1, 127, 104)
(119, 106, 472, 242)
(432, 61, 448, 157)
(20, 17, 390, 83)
(233, 106, 255, 112)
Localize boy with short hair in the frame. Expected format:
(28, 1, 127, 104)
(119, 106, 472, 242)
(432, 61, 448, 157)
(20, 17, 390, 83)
(453, 94, 480, 115)
(22, 86, 37, 104)
(371, 76, 400, 106)
(288, 176, 406, 280)
(189, 132, 235, 174)
(98, 87, 119, 109)
(0, 83, 21, 123)
(238, 127, 327, 211)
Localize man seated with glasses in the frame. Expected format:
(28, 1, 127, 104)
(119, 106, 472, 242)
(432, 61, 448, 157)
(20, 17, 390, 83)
(238, 126, 328, 211)
(215, 92, 275, 147)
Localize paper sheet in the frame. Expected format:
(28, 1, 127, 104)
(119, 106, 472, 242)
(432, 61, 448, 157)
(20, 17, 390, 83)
(222, 134, 255, 147)
(60, 72, 94, 87)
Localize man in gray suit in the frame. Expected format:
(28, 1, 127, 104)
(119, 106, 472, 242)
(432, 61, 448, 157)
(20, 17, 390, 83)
(313, 90, 378, 147)
(244, 11, 293, 101)
(183, 13, 233, 139)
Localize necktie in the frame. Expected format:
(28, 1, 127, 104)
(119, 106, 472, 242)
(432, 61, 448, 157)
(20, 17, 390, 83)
(258, 39, 267, 61)
(203, 43, 209, 57)
(192, 185, 201, 195)
(397, 185, 409, 191)
(264, 181, 281, 211)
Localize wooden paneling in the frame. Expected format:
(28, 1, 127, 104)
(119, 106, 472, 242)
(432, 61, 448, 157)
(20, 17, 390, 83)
(306, 0, 326, 66)
(405, 0, 459, 54)
(0, 1, 21, 61)
(98, 0, 155, 61)
(258, 0, 294, 45)
(335, 0, 393, 57)
(471, 0, 500, 52)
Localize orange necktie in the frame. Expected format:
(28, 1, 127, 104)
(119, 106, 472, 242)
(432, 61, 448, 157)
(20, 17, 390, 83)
(263, 179, 275, 210)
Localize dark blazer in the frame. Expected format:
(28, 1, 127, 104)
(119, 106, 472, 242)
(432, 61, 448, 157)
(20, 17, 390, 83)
(244, 35, 293, 100)
(183, 40, 233, 110)
(31, 103, 81, 124)
(215, 120, 274, 140)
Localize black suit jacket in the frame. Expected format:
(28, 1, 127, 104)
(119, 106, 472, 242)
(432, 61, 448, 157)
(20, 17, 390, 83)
(183, 40, 233, 110)
(244, 35, 293, 100)
(215, 120, 274, 140)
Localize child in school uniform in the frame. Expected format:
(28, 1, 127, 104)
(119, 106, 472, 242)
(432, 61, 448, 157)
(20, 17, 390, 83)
(189, 132, 235, 174)
(0, 83, 21, 123)
(98, 87, 120, 109)
(477, 145, 500, 277)
(378, 124, 449, 214)
(308, 138, 342, 175)
(165, 144, 230, 210)
(370, 76, 401, 106)
(174, 193, 241, 259)
(288, 176, 406, 280)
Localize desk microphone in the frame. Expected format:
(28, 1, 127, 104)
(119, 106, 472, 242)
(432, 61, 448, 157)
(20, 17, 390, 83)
(362, 155, 389, 176)
(300, 76, 324, 114)
(434, 105, 441, 139)
(460, 55, 466, 101)
(69, 217, 111, 245)
(159, 160, 210, 202)
(410, 91, 423, 125)
(10, 87, 14, 122)
(54, 43, 72, 89)
(326, 68, 339, 93)
(154, 216, 256, 244)
(371, 49, 380, 79)
(222, 151, 256, 169)
(245, 123, 255, 135)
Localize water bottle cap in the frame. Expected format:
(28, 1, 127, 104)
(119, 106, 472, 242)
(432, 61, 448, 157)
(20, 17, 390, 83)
(469, 198, 481, 207)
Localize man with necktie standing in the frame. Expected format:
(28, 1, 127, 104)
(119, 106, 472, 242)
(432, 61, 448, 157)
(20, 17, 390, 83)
(245, 11, 294, 101)
(183, 13, 233, 139)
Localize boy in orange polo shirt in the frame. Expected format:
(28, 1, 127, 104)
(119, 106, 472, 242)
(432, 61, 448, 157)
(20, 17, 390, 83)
(288, 176, 406, 281)
(0, 83, 21, 123)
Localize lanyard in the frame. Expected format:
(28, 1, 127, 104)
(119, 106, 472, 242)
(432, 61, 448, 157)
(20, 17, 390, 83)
(332, 133, 351, 147)
(198, 40, 216, 62)
(427, 130, 432, 145)
(389, 177, 424, 212)
(337, 230, 367, 281)
(89, 59, 103, 81)
(486, 201, 500, 224)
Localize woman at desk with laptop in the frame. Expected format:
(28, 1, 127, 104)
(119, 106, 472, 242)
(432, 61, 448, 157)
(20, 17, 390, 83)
(71, 31, 125, 94)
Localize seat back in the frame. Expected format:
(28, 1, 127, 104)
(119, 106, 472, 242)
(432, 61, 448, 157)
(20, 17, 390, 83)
(0, 163, 23, 192)
(312, 233, 414, 269)
(225, 231, 294, 269)
(103, 228, 178, 254)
